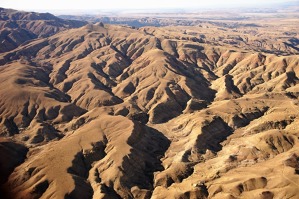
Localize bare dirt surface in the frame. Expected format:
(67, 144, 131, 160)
(0, 8, 87, 53)
(0, 7, 299, 199)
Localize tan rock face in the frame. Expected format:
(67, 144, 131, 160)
(0, 8, 299, 199)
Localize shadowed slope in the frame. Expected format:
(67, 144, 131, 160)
(0, 7, 87, 53)
(0, 18, 299, 199)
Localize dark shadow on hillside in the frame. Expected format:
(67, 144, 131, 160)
(118, 123, 171, 198)
(0, 141, 28, 199)
(65, 139, 107, 199)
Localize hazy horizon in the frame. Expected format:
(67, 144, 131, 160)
(0, 0, 298, 13)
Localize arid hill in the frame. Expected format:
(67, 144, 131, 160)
(0, 8, 87, 53)
(0, 9, 299, 199)
(60, 14, 299, 56)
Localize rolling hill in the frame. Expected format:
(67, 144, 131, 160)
(0, 8, 87, 53)
(0, 9, 299, 199)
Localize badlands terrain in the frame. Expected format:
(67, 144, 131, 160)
(0, 7, 299, 199)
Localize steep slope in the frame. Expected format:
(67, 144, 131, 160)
(0, 17, 299, 199)
(4, 115, 169, 199)
(0, 7, 87, 53)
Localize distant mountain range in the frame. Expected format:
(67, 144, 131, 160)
(0, 8, 87, 53)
